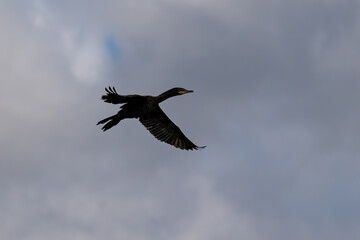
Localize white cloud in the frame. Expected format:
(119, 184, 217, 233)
(30, 0, 108, 84)
(61, 30, 107, 83)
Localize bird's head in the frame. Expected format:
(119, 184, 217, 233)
(157, 87, 194, 102)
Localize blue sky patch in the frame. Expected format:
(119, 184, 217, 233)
(104, 35, 122, 62)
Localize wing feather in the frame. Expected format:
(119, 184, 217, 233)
(139, 107, 205, 150)
(101, 86, 143, 104)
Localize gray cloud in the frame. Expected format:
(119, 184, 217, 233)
(1, 0, 359, 240)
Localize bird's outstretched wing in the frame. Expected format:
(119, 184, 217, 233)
(140, 107, 205, 150)
(101, 86, 143, 104)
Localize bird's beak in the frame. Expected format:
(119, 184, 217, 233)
(179, 89, 194, 94)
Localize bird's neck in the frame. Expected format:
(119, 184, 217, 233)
(156, 90, 176, 103)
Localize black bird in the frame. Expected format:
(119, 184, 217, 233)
(97, 87, 205, 150)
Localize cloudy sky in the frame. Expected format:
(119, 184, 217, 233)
(1, 0, 360, 239)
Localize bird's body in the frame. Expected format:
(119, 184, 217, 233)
(97, 87, 205, 150)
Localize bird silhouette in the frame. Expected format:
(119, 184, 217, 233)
(97, 87, 205, 150)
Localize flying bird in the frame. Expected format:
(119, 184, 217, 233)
(97, 87, 205, 150)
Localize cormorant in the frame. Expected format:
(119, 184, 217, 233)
(97, 87, 205, 150)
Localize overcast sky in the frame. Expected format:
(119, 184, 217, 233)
(1, 0, 360, 239)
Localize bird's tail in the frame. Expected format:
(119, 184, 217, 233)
(97, 114, 123, 131)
